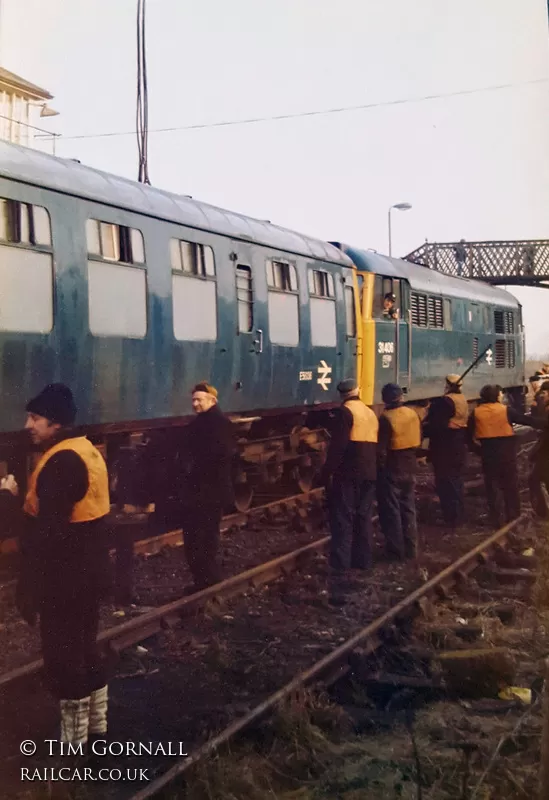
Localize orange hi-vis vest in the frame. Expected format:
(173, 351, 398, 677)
(382, 406, 421, 450)
(473, 403, 513, 439)
(447, 393, 469, 430)
(344, 399, 379, 443)
(24, 436, 110, 522)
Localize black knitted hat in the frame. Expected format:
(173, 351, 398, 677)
(26, 383, 77, 425)
(382, 383, 403, 404)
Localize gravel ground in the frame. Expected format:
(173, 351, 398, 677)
(0, 487, 538, 798)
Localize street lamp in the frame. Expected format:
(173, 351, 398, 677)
(388, 202, 412, 257)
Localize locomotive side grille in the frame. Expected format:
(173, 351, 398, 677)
(411, 293, 428, 327)
(473, 337, 479, 359)
(494, 310, 505, 333)
(495, 339, 506, 368)
(506, 340, 516, 368)
(427, 296, 444, 328)
(504, 311, 514, 333)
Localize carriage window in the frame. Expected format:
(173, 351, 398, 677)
(88, 261, 147, 338)
(266, 259, 298, 345)
(170, 238, 215, 277)
(345, 286, 356, 338)
(0, 245, 53, 332)
(308, 269, 334, 298)
(236, 265, 253, 333)
(410, 292, 428, 326)
(87, 219, 145, 265)
(444, 298, 452, 330)
(308, 268, 336, 347)
(0, 199, 52, 247)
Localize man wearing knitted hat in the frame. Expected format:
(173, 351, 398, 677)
(178, 382, 235, 591)
(8, 383, 112, 749)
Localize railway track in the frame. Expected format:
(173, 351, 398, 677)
(121, 514, 537, 800)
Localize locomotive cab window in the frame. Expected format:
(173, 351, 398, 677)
(266, 259, 299, 346)
(236, 265, 253, 333)
(0, 197, 53, 333)
(308, 268, 336, 347)
(374, 276, 400, 319)
(171, 237, 217, 342)
(87, 219, 145, 264)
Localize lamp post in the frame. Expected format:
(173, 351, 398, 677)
(388, 202, 412, 257)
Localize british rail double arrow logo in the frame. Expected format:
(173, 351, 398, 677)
(317, 360, 332, 391)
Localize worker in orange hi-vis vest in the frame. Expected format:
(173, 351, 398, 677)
(8, 384, 112, 750)
(467, 384, 524, 528)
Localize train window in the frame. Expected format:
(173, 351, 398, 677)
(236, 265, 253, 333)
(266, 260, 298, 292)
(494, 310, 505, 334)
(308, 269, 334, 298)
(170, 238, 215, 277)
(266, 259, 299, 346)
(507, 340, 516, 368)
(0, 245, 53, 333)
(0, 199, 52, 247)
(345, 286, 356, 338)
(410, 293, 428, 327)
(443, 299, 452, 330)
(87, 219, 145, 265)
(495, 339, 506, 368)
(172, 274, 217, 341)
(88, 261, 147, 338)
(427, 296, 443, 328)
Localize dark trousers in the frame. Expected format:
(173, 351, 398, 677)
(328, 477, 376, 570)
(181, 504, 223, 590)
(481, 456, 520, 528)
(39, 597, 107, 700)
(377, 472, 418, 559)
(434, 473, 465, 527)
(529, 462, 549, 519)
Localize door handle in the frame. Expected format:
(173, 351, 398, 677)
(253, 329, 263, 354)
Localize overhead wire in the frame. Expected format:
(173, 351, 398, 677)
(56, 76, 547, 143)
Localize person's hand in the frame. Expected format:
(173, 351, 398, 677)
(1, 474, 18, 496)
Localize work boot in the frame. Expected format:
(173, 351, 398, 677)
(60, 696, 90, 748)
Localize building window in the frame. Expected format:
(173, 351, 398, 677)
(410, 292, 428, 327)
(88, 261, 147, 338)
(308, 268, 336, 347)
(444, 298, 452, 330)
(170, 238, 215, 276)
(345, 285, 356, 338)
(266, 259, 299, 346)
(427, 296, 444, 328)
(0, 199, 52, 246)
(506, 340, 516, 368)
(87, 219, 145, 264)
(495, 339, 506, 368)
(236, 265, 253, 333)
(473, 337, 479, 360)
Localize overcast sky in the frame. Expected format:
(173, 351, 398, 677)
(4, 0, 549, 354)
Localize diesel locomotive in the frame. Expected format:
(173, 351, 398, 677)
(0, 141, 524, 515)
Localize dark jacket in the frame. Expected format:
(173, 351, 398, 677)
(18, 431, 111, 607)
(321, 404, 377, 483)
(180, 404, 235, 509)
(424, 396, 467, 474)
(377, 403, 418, 480)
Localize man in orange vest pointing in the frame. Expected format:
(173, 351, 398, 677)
(13, 384, 112, 749)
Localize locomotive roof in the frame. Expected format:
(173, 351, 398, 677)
(338, 245, 520, 309)
(0, 140, 353, 267)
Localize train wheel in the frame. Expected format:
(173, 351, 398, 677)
(233, 480, 253, 513)
(286, 456, 314, 494)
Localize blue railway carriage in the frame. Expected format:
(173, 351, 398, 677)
(334, 245, 525, 409)
(0, 142, 360, 512)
